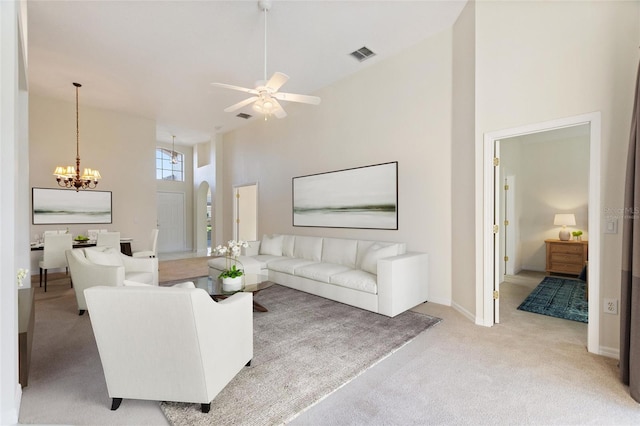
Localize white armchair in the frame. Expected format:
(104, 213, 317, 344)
(66, 246, 158, 315)
(84, 285, 253, 413)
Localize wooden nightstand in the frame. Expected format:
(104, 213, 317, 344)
(545, 239, 588, 277)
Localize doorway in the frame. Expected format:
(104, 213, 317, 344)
(481, 112, 601, 354)
(233, 184, 258, 241)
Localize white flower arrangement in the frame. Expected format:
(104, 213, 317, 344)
(17, 268, 29, 288)
(213, 240, 249, 279)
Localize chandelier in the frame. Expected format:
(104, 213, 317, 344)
(53, 82, 101, 191)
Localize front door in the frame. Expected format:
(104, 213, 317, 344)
(157, 191, 185, 253)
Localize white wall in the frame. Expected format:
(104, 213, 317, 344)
(451, 0, 477, 319)
(1, 0, 28, 422)
(29, 95, 157, 263)
(475, 0, 640, 352)
(221, 29, 454, 305)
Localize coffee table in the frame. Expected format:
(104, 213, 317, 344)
(193, 273, 273, 312)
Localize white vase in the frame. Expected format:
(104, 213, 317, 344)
(222, 276, 243, 292)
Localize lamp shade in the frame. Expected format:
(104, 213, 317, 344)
(554, 214, 576, 226)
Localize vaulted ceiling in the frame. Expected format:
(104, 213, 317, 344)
(27, 0, 466, 144)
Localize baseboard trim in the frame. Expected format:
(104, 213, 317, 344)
(599, 345, 619, 359)
(451, 300, 475, 323)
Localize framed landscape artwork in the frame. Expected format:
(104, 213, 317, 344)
(32, 187, 112, 225)
(292, 161, 398, 230)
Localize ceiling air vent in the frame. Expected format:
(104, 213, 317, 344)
(350, 46, 376, 62)
(236, 113, 252, 119)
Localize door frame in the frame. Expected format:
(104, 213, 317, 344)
(232, 183, 258, 242)
(480, 112, 601, 354)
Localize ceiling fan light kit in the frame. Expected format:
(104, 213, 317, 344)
(211, 0, 320, 120)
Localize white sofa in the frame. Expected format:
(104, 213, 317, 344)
(209, 234, 428, 317)
(85, 284, 253, 413)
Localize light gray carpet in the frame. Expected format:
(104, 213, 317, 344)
(160, 284, 441, 425)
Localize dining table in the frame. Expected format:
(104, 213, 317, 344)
(30, 239, 133, 256)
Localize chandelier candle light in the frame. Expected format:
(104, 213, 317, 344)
(53, 82, 101, 191)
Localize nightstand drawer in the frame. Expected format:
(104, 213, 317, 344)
(550, 262, 583, 274)
(551, 253, 583, 263)
(549, 244, 584, 255)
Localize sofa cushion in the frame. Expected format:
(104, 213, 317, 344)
(330, 270, 378, 294)
(84, 247, 123, 267)
(269, 258, 318, 275)
(360, 243, 400, 275)
(322, 238, 358, 269)
(252, 254, 284, 269)
(259, 234, 283, 256)
(282, 235, 296, 258)
(296, 263, 352, 284)
(208, 256, 263, 274)
(293, 236, 323, 261)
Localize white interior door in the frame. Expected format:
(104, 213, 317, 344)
(234, 184, 257, 242)
(157, 191, 185, 253)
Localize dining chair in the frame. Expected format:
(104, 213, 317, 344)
(96, 231, 121, 250)
(39, 233, 73, 292)
(87, 229, 100, 241)
(132, 229, 159, 258)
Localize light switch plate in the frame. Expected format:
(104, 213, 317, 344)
(605, 219, 618, 234)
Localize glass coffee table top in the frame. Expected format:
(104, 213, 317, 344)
(193, 274, 273, 312)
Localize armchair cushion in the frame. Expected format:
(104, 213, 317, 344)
(84, 247, 124, 267)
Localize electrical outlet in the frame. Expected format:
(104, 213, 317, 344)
(604, 298, 618, 315)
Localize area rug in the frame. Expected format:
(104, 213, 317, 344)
(517, 276, 588, 323)
(160, 285, 441, 425)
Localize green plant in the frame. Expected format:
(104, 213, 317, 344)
(572, 230, 583, 237)
(218, 264, 243, 279)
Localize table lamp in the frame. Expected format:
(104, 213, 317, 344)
(554, 213, 576, 241)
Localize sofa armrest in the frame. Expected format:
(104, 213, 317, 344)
(376, 252, 428, 317)
(242, 241, 260, 257)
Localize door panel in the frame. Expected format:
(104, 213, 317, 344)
(157, 192, 185, 253)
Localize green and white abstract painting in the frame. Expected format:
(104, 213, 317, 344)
(293, 162, 397, 229)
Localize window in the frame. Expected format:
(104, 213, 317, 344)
(156, 148, 183, 181)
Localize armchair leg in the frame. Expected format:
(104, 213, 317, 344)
(201, 403, 211, 413)
(246, 359, 251, 367)
(78, 310, 86, 316)
(39, 268, 43, 287)
(111, 398, 122, 411)
(44, 270, 48, 292)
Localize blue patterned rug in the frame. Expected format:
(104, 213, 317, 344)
(517, 277, 588, 323)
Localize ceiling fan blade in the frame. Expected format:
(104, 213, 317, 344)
(211, 82, 258, 95)
(271, 99, 288, 119)
(273, 92, 321, 105)
(224, 96, 259, 113)
(265, 72, 289, 92)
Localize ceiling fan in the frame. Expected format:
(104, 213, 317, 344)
(211, 0, 321, 119)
